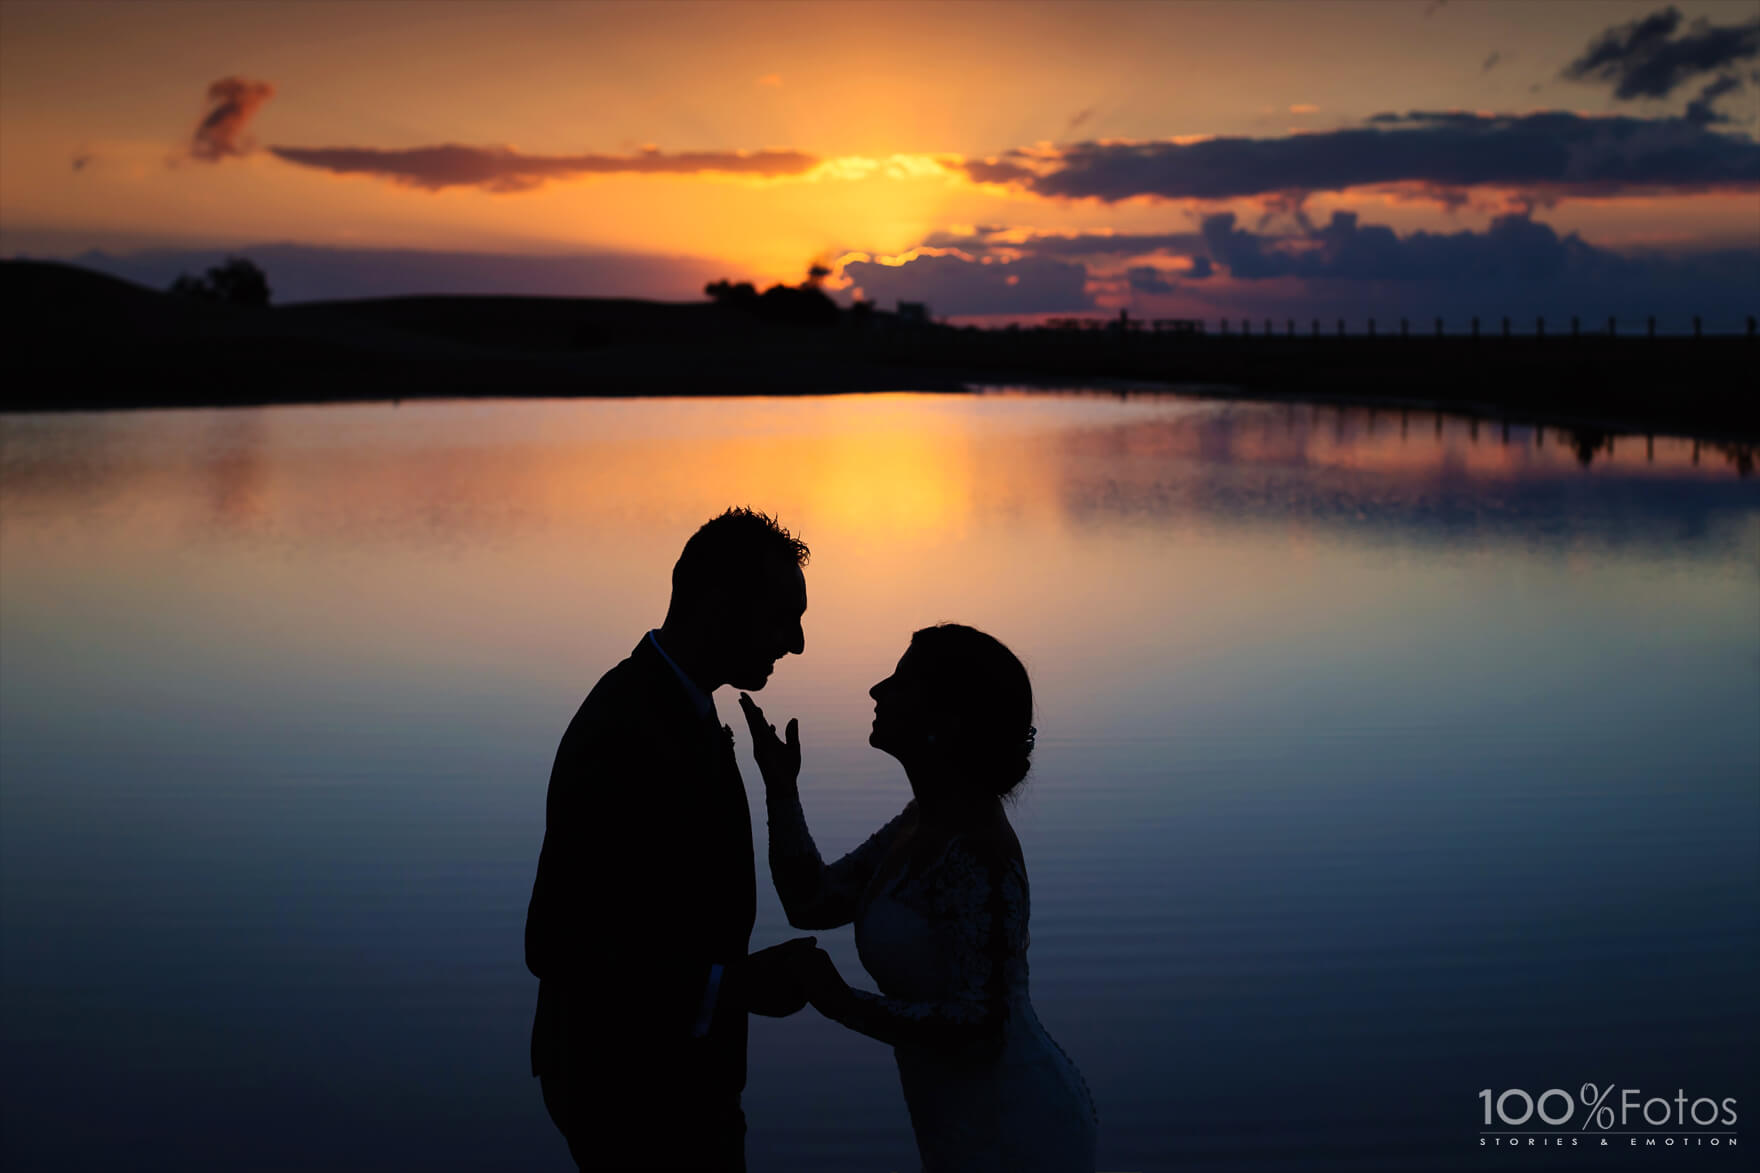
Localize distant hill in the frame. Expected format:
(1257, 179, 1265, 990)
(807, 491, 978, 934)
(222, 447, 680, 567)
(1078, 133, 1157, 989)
(5, 259, 202, 339)
(3, 259, 1754, 441)
(1, 259, 918, 410)
(67, 242, 722, 304)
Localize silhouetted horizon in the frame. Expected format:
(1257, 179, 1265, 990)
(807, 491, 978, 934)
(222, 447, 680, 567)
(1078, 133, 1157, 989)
(5, 257, 1756, 446)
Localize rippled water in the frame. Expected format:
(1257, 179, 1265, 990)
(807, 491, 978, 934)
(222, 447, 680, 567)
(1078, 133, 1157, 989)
(2, 392, 1756, 1171)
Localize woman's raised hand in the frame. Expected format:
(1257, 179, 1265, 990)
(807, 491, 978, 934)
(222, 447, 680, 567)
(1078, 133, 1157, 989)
(738, 692, 800, 794)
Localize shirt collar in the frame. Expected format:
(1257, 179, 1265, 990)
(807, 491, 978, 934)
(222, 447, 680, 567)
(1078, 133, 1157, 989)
(647, 629, 715, 721)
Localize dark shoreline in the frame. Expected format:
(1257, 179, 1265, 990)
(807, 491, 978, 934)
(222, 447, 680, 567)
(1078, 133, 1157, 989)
(6, 259, 1756, 447)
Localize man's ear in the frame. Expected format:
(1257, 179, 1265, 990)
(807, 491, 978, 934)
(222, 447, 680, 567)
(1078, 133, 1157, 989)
(701, 581, 742, 627)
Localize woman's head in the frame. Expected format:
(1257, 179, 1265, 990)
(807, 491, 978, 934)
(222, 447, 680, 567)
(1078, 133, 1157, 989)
(868, 623, 1035, 798)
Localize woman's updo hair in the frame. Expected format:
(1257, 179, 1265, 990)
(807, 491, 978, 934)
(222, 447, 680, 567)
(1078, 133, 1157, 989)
(909, 623, 1036, 798)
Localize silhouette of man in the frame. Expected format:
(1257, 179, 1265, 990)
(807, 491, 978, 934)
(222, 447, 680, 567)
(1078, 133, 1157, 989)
(526, 508, 814, 1170)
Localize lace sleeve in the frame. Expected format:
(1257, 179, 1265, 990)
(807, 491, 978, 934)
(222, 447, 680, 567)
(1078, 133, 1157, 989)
(767, 794, 916, 930)
(823, 837, 1026, 1050)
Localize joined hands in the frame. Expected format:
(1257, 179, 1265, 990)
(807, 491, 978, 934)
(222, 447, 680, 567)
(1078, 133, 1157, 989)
(737, 694, 848, 1015)
(739, 937, 848, 1017)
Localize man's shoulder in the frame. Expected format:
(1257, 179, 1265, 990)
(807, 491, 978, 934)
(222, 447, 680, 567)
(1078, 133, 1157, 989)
(563, 649, 648, 732)
(558, 639, 682, 749)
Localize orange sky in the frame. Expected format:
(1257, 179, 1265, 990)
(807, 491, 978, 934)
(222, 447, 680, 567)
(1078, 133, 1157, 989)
(1, 0, 1755, 297)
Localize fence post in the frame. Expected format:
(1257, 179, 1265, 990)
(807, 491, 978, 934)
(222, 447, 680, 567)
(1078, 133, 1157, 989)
(1435, 317, 1443, 338)
(1608, 316, 1615, 337)
(1693, 315, 1702, 338)
(1400, 317, 1409, 338)
(1502, 316, 1510, 340)
(1647, 315, 1656, 338)
(1471, 316, 1479, 339)
(1537, 316, 1545, 339)
(1368, 318, 1376, 338)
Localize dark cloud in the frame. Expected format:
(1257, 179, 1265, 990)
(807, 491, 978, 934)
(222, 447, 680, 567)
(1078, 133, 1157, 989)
(963, 156, 1039, 186)
(1197, 208, 1623, 282)
(181, 77, 817, 191)
(192, 77, 275, 161)
(1684, 73, 1745, 125)
(1562, 5, 1760, 99)
(960, 110, 1760, 203)
(844, 207, 1752, 319)
(1129, 207, 1759, 331)
(1127, 265, 1177, 294)
(267, 144, 819, 192)
(1123, 258, 1210, 293)
(1066, 107, 1096, 134)
(839, 253, 1094, 316)
(1258, 189, 1315, 232)
(71, 151, 93, 173)
(1481, 51, 1503, 74)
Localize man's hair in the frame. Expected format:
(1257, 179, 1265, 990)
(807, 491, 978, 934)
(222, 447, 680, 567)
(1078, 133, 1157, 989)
(671, 507, 809, 610)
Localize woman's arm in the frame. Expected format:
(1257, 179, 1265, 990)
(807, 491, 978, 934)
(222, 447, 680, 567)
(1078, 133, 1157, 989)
(739, 691, 916, 929)
(768, 792, 916, 930)
(803, 838, 1026, 1049)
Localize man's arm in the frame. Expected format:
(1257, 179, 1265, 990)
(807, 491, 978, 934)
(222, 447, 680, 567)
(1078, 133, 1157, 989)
(525, 700, 720, 1035)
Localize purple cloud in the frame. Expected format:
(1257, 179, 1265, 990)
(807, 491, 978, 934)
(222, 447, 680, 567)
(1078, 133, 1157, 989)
(840, 253, 1094, 316)
(959, 110, 1760, 203)
(268, 144, 819, 192)
(179, 77, 817, 192)
(1685, 73, 1746, 126)
(191, 77, 275, 161)
(1126, 266, 1178, 294)
(1562, 5, 1759, 99)
(866, 207, 1756, 331)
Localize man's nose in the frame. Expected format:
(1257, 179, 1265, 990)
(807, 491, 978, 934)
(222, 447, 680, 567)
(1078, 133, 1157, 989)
(788, 622, 804, 656)
(869, 678, 885, 700)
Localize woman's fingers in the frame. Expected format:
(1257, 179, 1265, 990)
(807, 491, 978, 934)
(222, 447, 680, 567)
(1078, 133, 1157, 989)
(737, 692, 768, 738)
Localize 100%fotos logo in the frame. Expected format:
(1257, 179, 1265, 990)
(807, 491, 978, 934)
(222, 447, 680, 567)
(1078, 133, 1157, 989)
(1481, 1084, 1738, 1132)
(1478, 1077, 1738, 1141)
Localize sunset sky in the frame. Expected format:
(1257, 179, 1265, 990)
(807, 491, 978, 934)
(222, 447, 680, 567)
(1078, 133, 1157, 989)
(2, 0, 1756, 322)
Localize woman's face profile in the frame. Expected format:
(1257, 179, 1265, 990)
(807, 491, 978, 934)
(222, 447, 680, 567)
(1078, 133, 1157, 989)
(868, 644, 934, 758)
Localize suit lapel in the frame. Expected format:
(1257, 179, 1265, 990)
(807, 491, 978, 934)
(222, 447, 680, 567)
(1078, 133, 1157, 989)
(627, 638, 757, 949)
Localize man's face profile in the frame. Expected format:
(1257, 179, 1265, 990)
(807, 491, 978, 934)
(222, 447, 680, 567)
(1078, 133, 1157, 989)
(718, 555, 807, 691)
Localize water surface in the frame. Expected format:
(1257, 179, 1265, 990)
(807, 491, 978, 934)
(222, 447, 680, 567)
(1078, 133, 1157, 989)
(2, 392, 1756, 1171)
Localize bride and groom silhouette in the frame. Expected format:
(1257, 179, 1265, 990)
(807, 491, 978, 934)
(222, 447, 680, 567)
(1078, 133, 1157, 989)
(525, 508, 1097, 1171)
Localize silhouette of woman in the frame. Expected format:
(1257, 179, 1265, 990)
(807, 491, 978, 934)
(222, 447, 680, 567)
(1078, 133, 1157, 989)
(739, 624, 1096, 1172)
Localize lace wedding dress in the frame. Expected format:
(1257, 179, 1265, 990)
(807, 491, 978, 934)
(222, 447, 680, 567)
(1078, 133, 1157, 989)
(768, 795, 1097, 1172)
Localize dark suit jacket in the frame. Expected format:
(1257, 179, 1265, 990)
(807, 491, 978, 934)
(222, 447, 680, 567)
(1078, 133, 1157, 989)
(525, 635, 758, 1104)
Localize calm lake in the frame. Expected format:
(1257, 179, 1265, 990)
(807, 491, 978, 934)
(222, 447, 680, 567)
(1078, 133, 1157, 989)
(2, 391, 1756, 1172)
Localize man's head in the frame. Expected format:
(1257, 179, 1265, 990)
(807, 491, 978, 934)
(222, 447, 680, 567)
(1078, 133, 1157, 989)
(664, 507, 809, 691)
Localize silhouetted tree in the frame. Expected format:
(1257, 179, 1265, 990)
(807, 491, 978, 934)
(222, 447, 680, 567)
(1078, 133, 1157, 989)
(705, 279, 759, 307)
(756, 282, 839, 326)
(1571, 428, 1611, 467)
(705, 275, 838, 325)
(170, 256, 271, 307)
